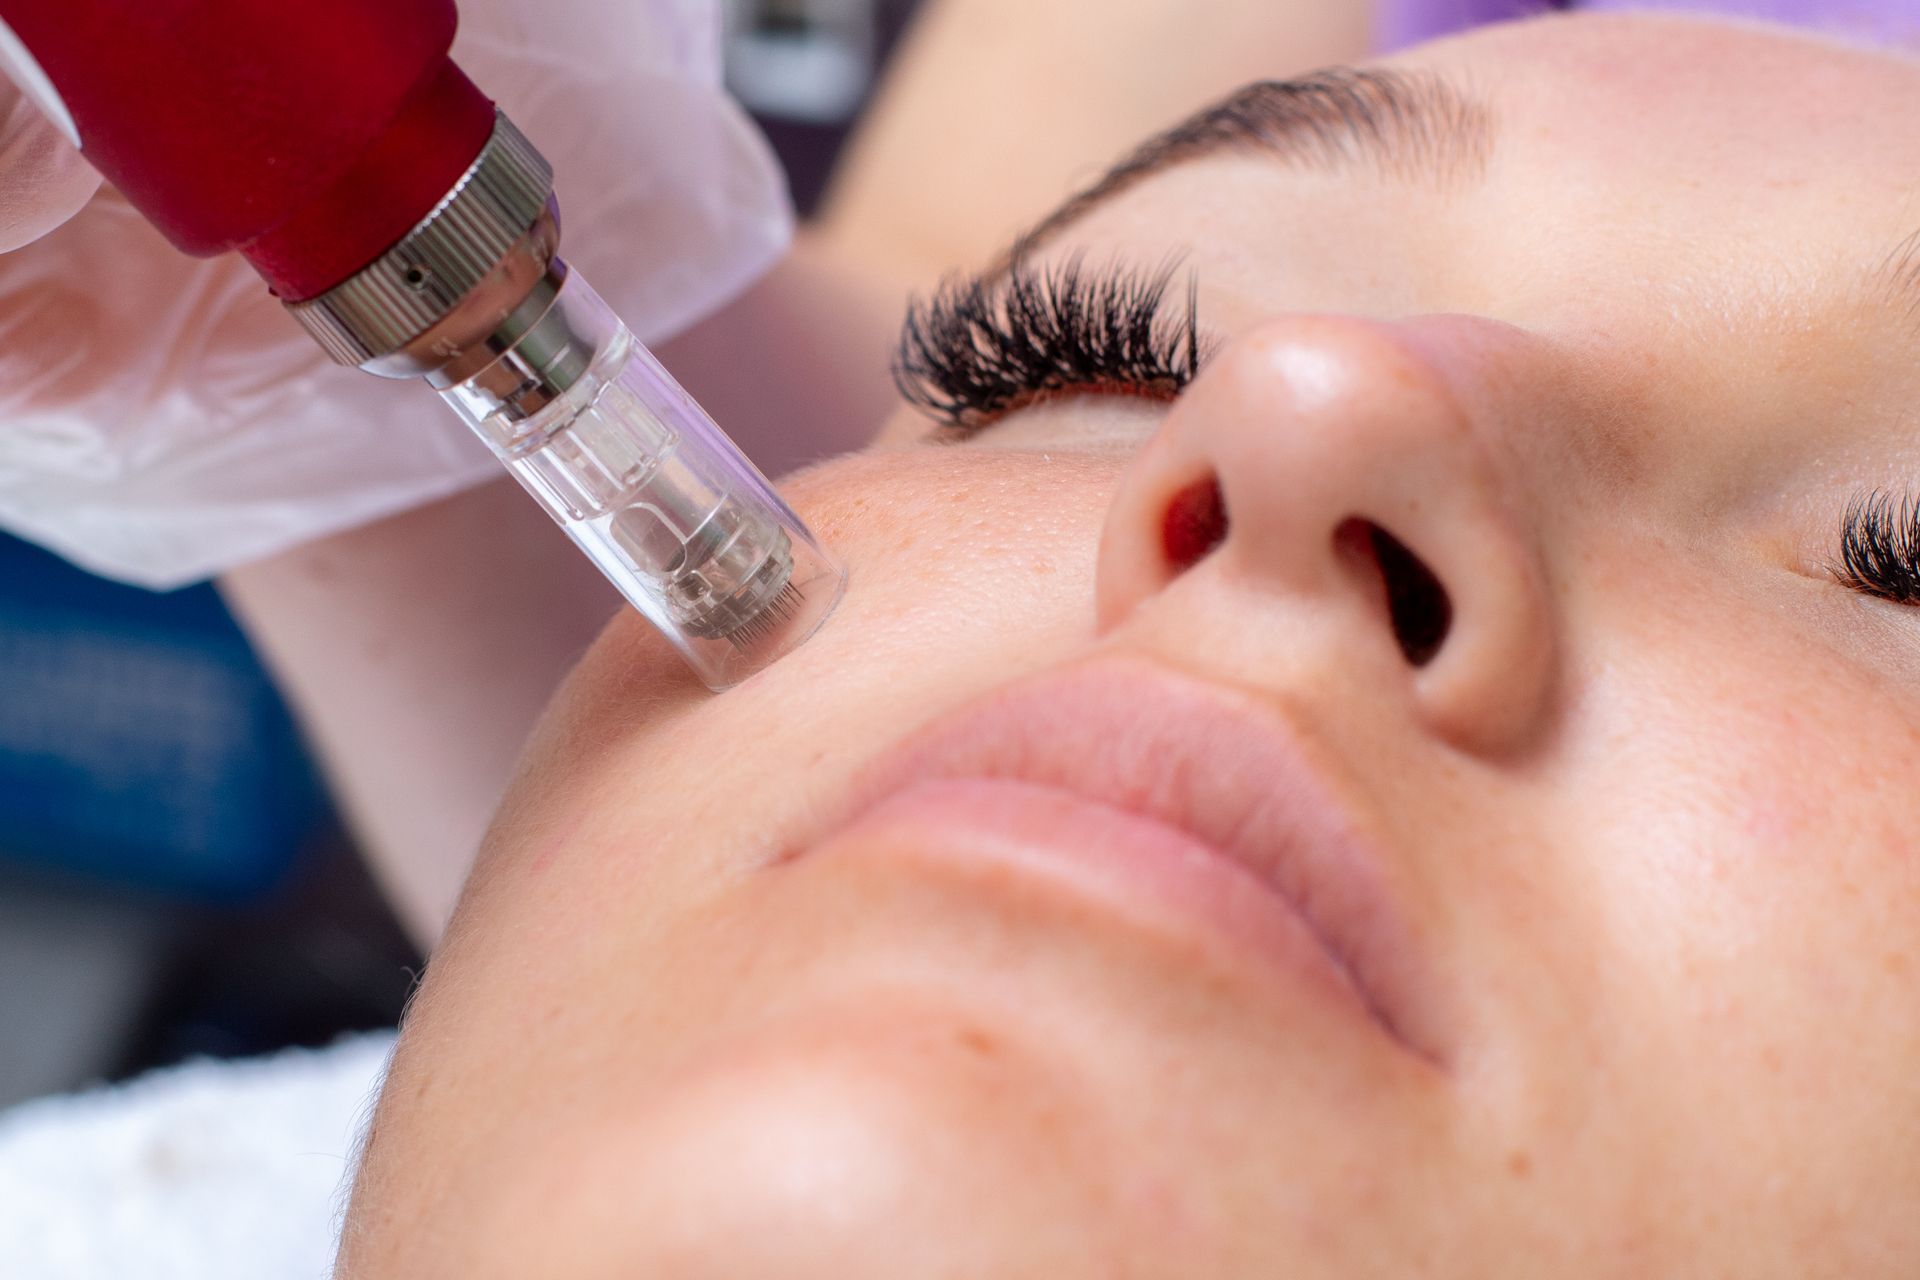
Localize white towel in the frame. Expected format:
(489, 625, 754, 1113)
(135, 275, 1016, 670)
(0, 1032, 395, 1279)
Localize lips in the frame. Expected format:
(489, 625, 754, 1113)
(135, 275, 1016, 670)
(804, 659, 1448, 1067)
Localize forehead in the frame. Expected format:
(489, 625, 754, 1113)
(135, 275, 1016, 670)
(1414, 14, 1920, 197)
(1021, 15, 1920, 370)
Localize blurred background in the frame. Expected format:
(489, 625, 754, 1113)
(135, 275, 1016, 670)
(0, 0, 919, 1113)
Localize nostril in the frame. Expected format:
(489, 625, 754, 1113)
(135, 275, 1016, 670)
(1337, 518, 1452, 666)
(1163, 476, 1228, 572)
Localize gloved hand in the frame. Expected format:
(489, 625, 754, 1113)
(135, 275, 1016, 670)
(0, 0, 792, 588)
(0, 72, 97, 252)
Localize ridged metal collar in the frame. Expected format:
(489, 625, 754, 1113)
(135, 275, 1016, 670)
(285, 110, 554, 367)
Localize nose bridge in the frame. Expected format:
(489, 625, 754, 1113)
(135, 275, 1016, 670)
(1096, 313, 1557, 755)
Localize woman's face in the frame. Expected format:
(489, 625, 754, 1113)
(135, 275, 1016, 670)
(342, 15, 1920, 1276)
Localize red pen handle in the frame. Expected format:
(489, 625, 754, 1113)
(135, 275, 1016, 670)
(0, 0, 495, 299)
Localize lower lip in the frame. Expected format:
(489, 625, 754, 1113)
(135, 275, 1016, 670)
(809, 777, 1380, 1024)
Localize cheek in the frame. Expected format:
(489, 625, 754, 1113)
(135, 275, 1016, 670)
(417, 444, 1139, 1106)
(495, 446, 1128, 853)
(1472, 549, 1920, 1250)
(721, 448, 1127, 742)
(1583, 590, 1909, 906)
(797, 448, 1115, 587)
(1562, 552, 1920, 1038)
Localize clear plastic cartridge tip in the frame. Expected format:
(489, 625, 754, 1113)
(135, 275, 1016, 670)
(440, 264, 845, 690)
(282, 110, 842, 689)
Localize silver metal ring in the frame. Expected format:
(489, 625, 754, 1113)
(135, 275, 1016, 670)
(285, 110, 554, 366)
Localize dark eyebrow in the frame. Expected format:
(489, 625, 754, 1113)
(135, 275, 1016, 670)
(1008, 67, 1496, 266)
(1868, 227, 1920, 324)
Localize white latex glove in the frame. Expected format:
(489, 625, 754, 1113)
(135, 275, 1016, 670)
(0, 0, 792, 588)
(0, 74, 97, 252)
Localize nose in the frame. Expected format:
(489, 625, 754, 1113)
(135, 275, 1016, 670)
(1096, 315, 1557, 754)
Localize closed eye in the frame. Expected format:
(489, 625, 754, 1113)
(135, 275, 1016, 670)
(1836, 490, 1920, 604)
(892, 255, 1214, 438)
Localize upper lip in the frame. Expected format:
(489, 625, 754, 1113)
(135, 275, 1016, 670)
(813, 657, 1449, 1068)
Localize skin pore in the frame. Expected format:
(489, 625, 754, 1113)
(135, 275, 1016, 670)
(339, 14, 1920, 1277)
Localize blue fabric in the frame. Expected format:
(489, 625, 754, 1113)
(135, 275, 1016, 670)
(1377, 0, 1920, 51)
(0, 535, 328, 901)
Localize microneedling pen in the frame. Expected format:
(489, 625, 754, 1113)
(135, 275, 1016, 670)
(0, 0, 844, 689)
(293, 116, 846, 689)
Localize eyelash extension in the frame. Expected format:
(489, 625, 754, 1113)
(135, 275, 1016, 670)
(1836, 490, 1920, 604)
(892, 256, 1209, 435)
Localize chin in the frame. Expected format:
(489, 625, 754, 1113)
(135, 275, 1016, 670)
(492, 994, 1116, 1277)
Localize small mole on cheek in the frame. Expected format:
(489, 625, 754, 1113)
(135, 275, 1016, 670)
(956, 1027, 1000, 1060)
